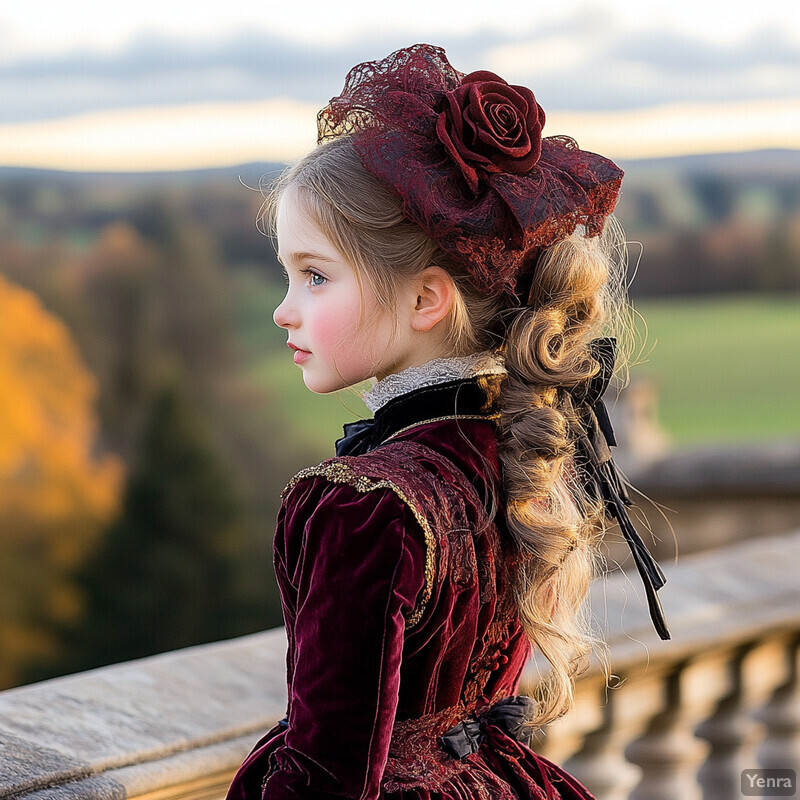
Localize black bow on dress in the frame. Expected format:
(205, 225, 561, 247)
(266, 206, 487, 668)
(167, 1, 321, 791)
(440, 696, 536, 759)
(335, 377, 499, 457)
(570, 337, 671, 641)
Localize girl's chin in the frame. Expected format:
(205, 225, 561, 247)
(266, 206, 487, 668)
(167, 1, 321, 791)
(301, 370, 369, 395)
(301, 372, 346, 394)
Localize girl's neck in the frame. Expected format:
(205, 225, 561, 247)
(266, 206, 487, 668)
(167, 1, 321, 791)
(361, 351, 505, 413)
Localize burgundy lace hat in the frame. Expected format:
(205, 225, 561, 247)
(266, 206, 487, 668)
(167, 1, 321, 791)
(317, 43, 624, 304)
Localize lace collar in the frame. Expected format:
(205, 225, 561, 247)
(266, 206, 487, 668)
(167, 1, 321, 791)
(361, 351, 506, 414)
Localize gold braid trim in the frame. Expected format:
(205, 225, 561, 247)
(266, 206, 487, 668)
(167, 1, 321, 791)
(282, 461, 436, 628)
(384, 413, 500, 444)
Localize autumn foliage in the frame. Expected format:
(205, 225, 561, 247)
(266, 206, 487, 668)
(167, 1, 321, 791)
(0, 273, 124, 687)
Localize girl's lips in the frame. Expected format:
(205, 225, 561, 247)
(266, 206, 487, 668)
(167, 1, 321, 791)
(289, 344, 311, 365)
(293, 349, 311, 365)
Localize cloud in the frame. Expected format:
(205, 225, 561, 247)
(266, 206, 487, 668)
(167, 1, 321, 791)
(614, 26, 800, 71)
(1, 20, 799, 126)
(484, 25, 800, 111)
(0, 31, 360, 123)
(1, 31, 510, 122)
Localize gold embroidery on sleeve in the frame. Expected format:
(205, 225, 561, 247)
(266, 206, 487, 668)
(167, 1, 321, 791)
(282, 462, 436, 628)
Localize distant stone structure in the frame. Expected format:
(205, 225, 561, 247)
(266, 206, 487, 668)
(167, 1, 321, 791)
(604, 377, 800, 566)
(607, 377, 671, 473)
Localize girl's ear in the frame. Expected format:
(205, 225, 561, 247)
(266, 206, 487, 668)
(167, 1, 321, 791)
(410, 266, 455, 332)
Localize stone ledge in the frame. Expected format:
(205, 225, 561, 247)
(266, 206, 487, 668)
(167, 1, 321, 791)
(0, 630, 286, 800)
(631, 440, 800, 496)
(527, 527, 800, 683)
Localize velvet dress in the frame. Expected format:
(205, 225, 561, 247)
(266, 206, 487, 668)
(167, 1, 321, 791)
(227, 356, 597, 800)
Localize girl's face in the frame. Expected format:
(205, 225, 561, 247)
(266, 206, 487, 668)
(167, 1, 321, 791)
(273, 189, 413, 393)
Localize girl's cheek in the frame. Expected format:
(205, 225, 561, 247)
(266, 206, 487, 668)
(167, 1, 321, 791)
(309, 311, 341, 350)
(311, 295, 363, 352)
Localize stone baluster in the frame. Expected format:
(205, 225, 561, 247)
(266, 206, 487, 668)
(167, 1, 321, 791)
(624, 657, 726, 800)
(695, 644, 763, 800)
(755, 635, 800, 776)
(562, 673, 649, 800)
(530, 675, 605, 767)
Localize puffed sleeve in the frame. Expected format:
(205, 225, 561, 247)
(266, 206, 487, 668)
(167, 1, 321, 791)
(264, 475, 429, 800)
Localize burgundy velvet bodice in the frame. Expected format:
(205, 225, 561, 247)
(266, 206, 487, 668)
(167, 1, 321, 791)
(227, 376, 596, 800)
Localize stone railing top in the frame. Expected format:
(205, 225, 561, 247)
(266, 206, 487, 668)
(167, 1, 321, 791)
(0, 629, 287, 799)
(631, 439, 800, 495)
(563, 526, 800, 678)
(2, 528, 799, 798)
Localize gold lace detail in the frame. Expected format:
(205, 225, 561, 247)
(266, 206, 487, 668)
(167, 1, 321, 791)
(282, 461, 435, 628)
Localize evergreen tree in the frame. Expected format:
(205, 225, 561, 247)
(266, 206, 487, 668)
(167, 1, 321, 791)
(68, 371, 259, 670)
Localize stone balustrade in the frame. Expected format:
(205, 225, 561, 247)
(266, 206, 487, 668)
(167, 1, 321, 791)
(2, 529, 799, 800)
(522, 528, 800, 800)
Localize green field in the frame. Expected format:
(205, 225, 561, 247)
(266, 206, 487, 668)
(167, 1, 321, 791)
(633, 295, 800, 443)
(235, 271, 800, 454)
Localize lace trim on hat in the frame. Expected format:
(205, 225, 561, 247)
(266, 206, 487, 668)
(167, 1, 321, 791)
(362, 351, 506, 413)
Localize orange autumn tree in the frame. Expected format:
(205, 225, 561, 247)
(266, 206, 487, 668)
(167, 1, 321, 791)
(0, 273, 124, 688)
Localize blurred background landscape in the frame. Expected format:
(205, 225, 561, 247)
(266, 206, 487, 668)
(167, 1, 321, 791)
(1, 2, 799, 691)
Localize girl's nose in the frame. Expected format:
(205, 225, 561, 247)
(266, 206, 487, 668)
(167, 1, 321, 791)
(273, 292, 298, 329)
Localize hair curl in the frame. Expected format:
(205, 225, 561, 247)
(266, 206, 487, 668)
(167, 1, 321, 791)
(261, 136, 631, 728)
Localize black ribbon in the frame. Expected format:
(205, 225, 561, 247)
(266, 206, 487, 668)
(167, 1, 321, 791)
(570, 337, 671, 641)
(440, 696, 536, 759)
(336, 417, 376, 457)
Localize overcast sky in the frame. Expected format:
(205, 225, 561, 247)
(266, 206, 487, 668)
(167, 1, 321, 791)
(2, 1, 799, 170)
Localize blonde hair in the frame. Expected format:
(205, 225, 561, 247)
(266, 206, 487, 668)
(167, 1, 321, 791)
(499, 224, 629, 725)
(262, 136, 630, 728)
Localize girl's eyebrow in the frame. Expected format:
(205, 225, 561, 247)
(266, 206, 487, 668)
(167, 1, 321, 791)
(279, 251, 337, 265)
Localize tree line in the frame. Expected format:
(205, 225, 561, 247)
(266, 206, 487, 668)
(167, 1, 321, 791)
(0, 196, 297, 688)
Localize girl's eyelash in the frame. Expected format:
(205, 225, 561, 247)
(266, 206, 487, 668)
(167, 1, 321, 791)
(280, 264, 326, 287)
(300, 268, 327, 286)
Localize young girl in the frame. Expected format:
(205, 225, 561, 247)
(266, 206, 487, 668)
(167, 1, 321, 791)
(227, 44, 669, 800)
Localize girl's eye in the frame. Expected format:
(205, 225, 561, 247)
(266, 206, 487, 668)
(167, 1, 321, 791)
(308, 271, 326, 287)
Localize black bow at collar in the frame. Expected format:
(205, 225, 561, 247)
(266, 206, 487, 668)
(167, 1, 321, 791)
(335, 417, 376, 458)
(335, 376, 500, 457)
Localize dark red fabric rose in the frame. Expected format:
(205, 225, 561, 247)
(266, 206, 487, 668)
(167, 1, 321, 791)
(435, 70, 545, 193)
